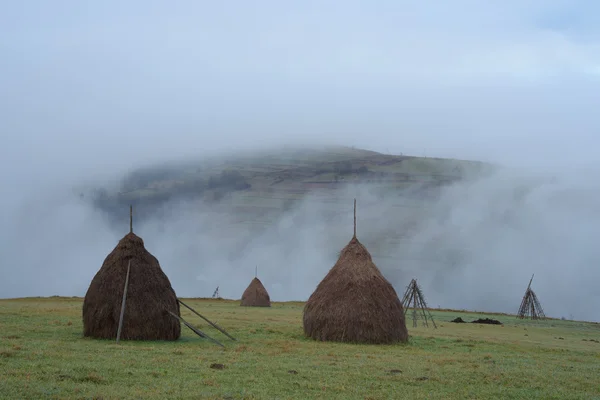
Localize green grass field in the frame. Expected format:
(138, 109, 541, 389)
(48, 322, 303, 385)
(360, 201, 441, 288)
(1, 298, 599, 400)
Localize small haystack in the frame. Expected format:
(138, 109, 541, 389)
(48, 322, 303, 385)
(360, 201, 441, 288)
(240, 277, 271, 307)
(83, 228, 181, 341)
(303, 200, 409, 344)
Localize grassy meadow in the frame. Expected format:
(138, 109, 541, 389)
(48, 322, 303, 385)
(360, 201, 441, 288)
(1, 297, 599, 400)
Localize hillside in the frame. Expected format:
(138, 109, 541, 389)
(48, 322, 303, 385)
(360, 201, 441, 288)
(86, 146, 494, 228)
(88, 146, 493, 224)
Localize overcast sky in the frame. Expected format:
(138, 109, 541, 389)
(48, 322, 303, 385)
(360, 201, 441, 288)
(2, 0, 600, 184)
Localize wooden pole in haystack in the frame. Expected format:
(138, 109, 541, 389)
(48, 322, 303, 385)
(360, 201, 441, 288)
(129, 205, 133, 233)
(116, 259, 131, 343)
(353, 198, 357, 238)
(255, 265, 257, 278)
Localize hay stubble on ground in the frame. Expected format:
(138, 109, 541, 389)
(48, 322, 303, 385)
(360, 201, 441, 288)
(1, 297, 600, 400)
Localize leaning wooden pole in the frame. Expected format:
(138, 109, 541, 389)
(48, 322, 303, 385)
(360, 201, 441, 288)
(517, 273, 536, 319)
(415, 283, 429, 328)
(167, 310, 224, 348)
(177, 299, 236, 341)
(416, 283, 437, 329)
(528, 274, 534, 291)
(116, 260, 132, 343)
(412, 286, 418, 328)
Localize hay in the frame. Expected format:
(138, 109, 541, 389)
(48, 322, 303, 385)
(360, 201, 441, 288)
(303, 236, 408, 344)
(82, 232, 181, 340)
(240, 277, 271, 307)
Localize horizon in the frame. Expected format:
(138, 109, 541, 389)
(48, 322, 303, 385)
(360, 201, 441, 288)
(2, 295, 581, 324)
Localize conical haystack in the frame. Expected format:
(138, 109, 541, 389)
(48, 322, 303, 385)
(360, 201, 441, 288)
(83, 232, 181, 340)
(303, 235, 409, 344)
(240, 277, 271, 307)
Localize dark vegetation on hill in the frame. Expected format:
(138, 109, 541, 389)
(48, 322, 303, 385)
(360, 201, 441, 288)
(84, 146, 493, 225)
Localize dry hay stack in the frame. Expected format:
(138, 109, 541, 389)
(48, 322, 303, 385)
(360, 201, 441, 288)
(303, 236, 409, 344)
(83, 232, 181, 340)
(240, 277, 271, 307)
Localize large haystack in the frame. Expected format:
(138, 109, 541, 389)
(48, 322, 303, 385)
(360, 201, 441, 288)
(83, 232, 181, 340)
(303, 236, 409, 344)
(240, 277, 271, 307)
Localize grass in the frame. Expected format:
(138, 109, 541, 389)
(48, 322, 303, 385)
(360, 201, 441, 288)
(1, 298, 599, 400)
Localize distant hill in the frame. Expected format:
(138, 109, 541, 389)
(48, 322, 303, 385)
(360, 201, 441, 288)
(85, 145, 494, 225)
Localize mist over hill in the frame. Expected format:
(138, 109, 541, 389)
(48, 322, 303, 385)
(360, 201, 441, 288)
(84, 146, 492, 226)
(36, 146, 594, 323)
(1, 145, 599, 322)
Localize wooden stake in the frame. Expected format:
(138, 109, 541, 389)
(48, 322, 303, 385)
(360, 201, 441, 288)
(353, 198, 357, 238)
(116, 260, 131, 343)
(255, 265, 257, 278)
(177, 299, 236, 341)
(167, 310, 224, 347)
(129, 205, 133, 233)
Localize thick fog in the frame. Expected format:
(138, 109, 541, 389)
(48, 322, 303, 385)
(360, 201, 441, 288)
(2, 1, 600, 321)
(4, 167, 600, 322)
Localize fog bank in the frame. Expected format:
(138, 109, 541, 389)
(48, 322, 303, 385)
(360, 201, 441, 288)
(1, 163, 599, 322)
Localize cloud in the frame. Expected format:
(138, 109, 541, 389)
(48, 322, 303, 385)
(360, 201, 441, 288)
(2, 0, 600, 173)
(391, 168, 600, 321)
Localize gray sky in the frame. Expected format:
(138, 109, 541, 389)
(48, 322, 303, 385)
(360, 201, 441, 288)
(2, 0, 600, 181)
(1, 1, 600, 321)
